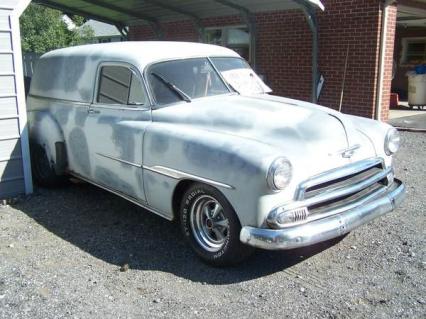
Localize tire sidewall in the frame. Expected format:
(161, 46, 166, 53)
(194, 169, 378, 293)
(30, 141, 65, 187)
(180, 184, 239, 264)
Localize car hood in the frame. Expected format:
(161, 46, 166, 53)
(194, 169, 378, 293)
(152, 94, 376, 175)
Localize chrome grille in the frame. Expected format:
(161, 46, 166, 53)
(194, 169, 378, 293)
(296, 158, 391, 215)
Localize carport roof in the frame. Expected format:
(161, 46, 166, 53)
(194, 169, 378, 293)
(33, 0, 324, 27)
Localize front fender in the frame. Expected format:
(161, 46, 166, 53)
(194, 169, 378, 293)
(142, 123, 280, 226)
(346, 114, 393, 167)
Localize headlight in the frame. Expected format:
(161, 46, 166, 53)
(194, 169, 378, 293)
(267, 157, 292, 191)
(384, 128, 400, 156)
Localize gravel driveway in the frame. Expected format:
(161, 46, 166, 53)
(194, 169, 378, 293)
(0, 132, 425, 319)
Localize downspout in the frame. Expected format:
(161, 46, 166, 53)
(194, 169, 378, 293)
(375, 0, 396, 120)
(301, 5, 319, 103)
(295, 0, 324, 104)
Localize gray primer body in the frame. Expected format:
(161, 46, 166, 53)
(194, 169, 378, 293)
(27, 41, 394, 227)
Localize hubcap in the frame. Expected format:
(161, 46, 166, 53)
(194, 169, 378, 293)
(189, 195, 230, 252)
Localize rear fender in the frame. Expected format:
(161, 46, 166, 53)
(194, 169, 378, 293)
(29, 111, 66, 174)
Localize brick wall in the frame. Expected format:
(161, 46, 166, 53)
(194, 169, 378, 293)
(317, 0, 382, 119)
(129, 0, 393, 121)
(379, 4, 397, 122)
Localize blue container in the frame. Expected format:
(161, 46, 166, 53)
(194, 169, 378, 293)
(415, 64, 426, 75)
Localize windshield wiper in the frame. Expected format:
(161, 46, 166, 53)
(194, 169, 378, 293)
(151, 72, 191, 103)
(224, 79, 239, 94)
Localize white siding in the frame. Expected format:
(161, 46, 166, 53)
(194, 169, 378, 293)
(0, 14, 10, 30)
(0, 158, 23, 180)
(0, 75, 15, 95)
(0, 0, 22, 9)
(0, 96, 17, 115)
(0, 3, 31, 199)
(0, 53, 14, 72)
(0, 118, 20, 137)
(0, 139, 21, 160)
(0, 179, 25, 198)
(0, 32, 12, 51)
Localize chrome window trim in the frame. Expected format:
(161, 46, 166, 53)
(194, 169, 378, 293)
(143, 165, 234, 190)
(92, 61, 151, 109)
(28, 94, 90, 107)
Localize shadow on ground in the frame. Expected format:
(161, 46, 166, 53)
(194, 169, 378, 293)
(13, 182, 343, 285)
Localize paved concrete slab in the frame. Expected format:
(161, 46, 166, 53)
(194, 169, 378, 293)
(388, 113, 426, 131)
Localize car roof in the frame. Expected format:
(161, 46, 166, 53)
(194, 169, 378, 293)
(41, 41, 241, 68)
(30, 41, 241, 104)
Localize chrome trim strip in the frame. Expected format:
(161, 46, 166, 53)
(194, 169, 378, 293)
(295, 157, 384, 200)
(28, 94, 90, 107)
(68, 171, 173, 221)
(96, 153, 142, 168)
(143, 165, 234, 190)
(241, 179, 405, 250)
(301, 166, 391, 208)
(268, 167, 392, 228)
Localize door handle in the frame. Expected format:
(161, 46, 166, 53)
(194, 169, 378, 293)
(88, 108, 100, 114)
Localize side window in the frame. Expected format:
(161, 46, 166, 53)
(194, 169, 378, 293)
(97, 65, 146, 106)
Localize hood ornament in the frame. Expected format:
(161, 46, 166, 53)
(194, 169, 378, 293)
(330, 144, 361, 159)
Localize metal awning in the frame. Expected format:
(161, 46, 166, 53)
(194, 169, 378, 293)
(33, 0, 324, 27)
(33, 0, 325, 103)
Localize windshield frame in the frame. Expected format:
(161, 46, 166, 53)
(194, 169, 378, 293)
(144, 56, 238, 109)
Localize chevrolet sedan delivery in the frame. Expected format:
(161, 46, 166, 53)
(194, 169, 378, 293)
(27, 42, 405, 266)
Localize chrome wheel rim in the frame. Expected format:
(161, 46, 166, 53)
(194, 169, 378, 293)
(189, 195, 229, 252)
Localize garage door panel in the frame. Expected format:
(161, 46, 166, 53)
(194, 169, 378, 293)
(0, 139, 21, 160)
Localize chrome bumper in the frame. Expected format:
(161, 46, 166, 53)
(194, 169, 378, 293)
(240, 179, 405, 250)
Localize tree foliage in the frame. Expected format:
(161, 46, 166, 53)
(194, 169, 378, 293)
(20, 4, 94, 54)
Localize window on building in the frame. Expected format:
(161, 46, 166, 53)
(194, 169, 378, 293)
(205, 26, 251, 63)
(401, 37, 426, 65)
(97, 65, 146, 106)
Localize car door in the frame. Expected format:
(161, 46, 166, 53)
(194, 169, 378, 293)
(84, 62, 151, 202)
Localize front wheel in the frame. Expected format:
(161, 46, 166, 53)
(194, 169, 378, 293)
(180, 183, 254, 266)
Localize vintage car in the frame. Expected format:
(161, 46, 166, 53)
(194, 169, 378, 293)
(27, 42, 405, 266)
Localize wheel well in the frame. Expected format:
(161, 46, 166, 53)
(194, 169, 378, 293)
(172, 179, 195, 220)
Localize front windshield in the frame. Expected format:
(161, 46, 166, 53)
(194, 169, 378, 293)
(210, 57, 272, 95)
(148, 58, 230, 105)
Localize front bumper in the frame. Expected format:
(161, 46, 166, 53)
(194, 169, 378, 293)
(240, 179, 405, 250)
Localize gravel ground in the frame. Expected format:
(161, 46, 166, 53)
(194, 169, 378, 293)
(0, 132, 425, 319)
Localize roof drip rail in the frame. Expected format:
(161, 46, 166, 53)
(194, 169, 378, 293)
(142, 0, 205, 42)
(213, 0, 257, 69)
